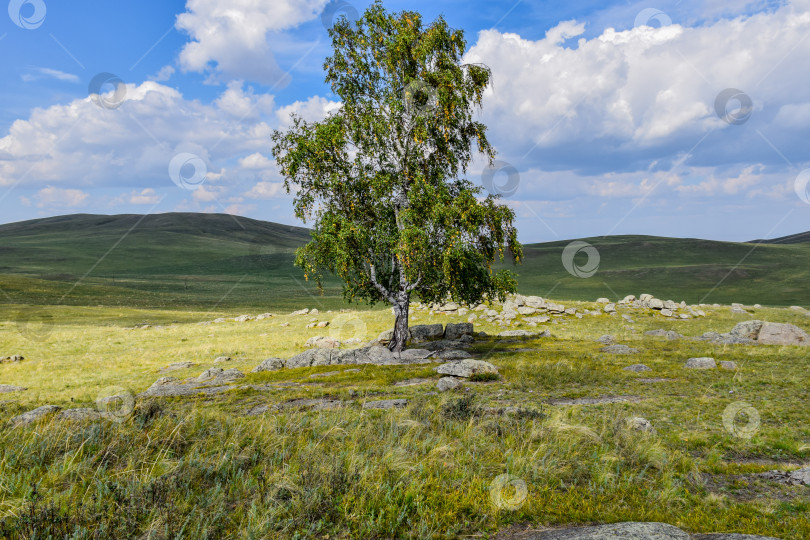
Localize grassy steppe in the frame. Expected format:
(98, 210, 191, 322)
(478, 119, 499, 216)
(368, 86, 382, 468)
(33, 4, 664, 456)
(0, 302, 808, 538)
(1, 213, 809, 309)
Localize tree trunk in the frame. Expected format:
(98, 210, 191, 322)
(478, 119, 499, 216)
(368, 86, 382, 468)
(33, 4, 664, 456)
(389, 293, 410, 353)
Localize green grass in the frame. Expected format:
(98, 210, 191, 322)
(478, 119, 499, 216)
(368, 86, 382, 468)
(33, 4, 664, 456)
(0, 301, 808, 538)
(0, 213, 808, 309)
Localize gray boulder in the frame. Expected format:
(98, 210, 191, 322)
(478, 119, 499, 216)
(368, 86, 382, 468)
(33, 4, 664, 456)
(287, 348, 335, 368)
(436, 376, 461, 392)
(719, 361, 738, 370)
(627, 416, 655, 433)
(596, 334, 615, 345)
(685, 357, 717, 369)
(728, 320, 808, 346)
(11, 405, 61, 427)
(444, 322, 473, 340)
(252, 357, 285, 372)
(436, 359, 497, 378)
(196, 367, 245, 382)
(648, 299, 664, 310)
(409, 324, 444, 342)
(0, 384, 27, 393)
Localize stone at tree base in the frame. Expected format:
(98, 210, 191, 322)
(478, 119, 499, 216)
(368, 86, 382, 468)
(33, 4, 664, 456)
(436, 376, 461, 391)
(436, 359, 498, 378)
(11, 405, 61, 427)
(408, 324, 449, 343)
(363, 399, 408, 410)
(252, 358, 285, 372)
(623, 364, 652, 373)
(444, 322, 474, 340)
(599, 344, 639, 354)
(0, 385, 27, 393)
(685, 357, 717, 369)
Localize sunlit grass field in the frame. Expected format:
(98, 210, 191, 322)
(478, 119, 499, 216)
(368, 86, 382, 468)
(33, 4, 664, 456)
(0, 300, 808, 538)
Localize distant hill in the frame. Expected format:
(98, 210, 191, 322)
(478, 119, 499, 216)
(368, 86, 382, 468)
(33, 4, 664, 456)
(0, 213, 808, 309)
(748, 230, 810, 244)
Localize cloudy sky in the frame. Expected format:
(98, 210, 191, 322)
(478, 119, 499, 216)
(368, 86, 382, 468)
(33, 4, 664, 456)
(0, 0, 808, 243)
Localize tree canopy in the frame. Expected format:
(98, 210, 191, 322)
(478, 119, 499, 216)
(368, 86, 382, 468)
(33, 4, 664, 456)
(271, 1, 522, 351)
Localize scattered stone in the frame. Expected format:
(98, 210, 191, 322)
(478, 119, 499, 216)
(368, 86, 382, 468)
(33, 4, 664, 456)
(363, 399, 408, 410)
(444, 322, 474, 340)
(410, 324, 442, 343)
(497, 330, 538, 338)
(0, 355, 24, 364)
(548, 395, 642, 406)
(719, 360, 738, 370)
(524, 315, 550, 324)
(726, 320, 809, 346)
(603, 303, 616, 314)
(213, 356, 232, 364)
(685, 357, 717, 369)
(252, 358, 285, 373)
(430, 349, 469, 360)
(256, 313, 274, 320)
(159, 361, 195, 373)
(280, 322, 290, 327)
(394, 378, 433, 387)
(436, 359, 498, 378)
(197, 367, 245, 382)
(636, 378, 673, 383)
(596, 297, 610, 303)
(596, 334, 615, 345)
(599, 344, 639, 354)
(731, 306, 748, 314)
(623, 364, 652, 373)
(645, 329, 683, 340)
(310, 308, 319, 315)
(627, 416, 655, 433)
(649, 298, 664, 310)
(622, 314, 635, 324)
(660, 309, 673, 317)
(305, 336, 341, 349)
(290, 309, 309, 316)
(213, 318, 227, 323)
(757, 467, 810, 486)
(10, 405, 61, 426)
(0, 385, 26, 393)
(234, 315, 254, 322)
(436, 376, 461, 392)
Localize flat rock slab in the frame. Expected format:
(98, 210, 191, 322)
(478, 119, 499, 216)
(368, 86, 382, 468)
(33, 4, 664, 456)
(686, 357, 717, 369)
(636, 378, 675, 383)
(528, 522, 689, 539)
(159, 362, 195, 373)
(363, 399, 408, 410)
(756, 467, 810, 486)
(436, 359, 498, 378)
(0, 385, 27, 393)
(548, 395, 642, 406)
(280, 398, 345, 411)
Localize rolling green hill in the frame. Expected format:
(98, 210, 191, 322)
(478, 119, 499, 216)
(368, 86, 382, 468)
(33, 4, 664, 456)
(0, 213, 807, 309)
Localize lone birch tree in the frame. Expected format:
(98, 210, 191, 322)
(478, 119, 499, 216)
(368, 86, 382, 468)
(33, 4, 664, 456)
(271, 1, 522, 352)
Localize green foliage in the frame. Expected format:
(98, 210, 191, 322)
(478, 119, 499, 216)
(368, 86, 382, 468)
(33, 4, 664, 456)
(272, 1, 522, 312)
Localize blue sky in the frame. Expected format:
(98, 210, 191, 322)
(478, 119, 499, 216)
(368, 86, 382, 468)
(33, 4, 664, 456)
(0, 0, 808, 243)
